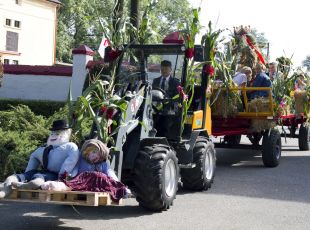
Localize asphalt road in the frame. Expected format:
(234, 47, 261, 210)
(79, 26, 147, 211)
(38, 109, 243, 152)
(1, 135, 309, 230)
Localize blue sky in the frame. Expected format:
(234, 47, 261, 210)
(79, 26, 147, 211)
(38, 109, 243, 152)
(188, 0, 310, 67)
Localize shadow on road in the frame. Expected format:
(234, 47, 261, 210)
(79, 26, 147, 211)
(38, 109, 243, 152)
(177, 144, 310, 204)
(0, 201, 82, 230)
(0, 198, 153, 228)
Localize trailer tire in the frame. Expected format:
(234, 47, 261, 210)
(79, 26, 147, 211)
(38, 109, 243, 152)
(262, 128, 281, 167)
(299, 123, 310, 151)
(181, 137, 216, 190)
(134, 144, 179, 211)
(224, 135, 241, 146)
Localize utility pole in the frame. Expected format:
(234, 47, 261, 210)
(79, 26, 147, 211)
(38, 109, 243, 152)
(130, 0, 139, 43)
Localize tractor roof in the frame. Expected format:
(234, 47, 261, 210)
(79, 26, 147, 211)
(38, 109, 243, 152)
(126, 44, 185, 56)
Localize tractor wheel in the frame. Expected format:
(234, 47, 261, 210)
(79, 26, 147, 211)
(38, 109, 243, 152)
(298, 123, 310, 151)
(224, 135, 241, 146)
(134, 144, 179, 211)
(262, 128, 281, 167)
(181, 137, 216, 190)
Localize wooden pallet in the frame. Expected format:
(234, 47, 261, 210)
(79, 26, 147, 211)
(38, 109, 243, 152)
(3, 189, 122, 206)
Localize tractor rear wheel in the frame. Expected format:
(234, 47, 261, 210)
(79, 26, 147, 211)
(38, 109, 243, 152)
(298, 123, 310, 151)
(262, 128, 281, 167)
(134, 144, 179, 211)
(181, 137, 216, 190)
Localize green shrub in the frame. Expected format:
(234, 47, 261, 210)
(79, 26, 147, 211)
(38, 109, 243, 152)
(0, 99, 65, 117)
(0, 104, 94, 180)
(0, 105, 69, 180)
(0, 129, 41, 180)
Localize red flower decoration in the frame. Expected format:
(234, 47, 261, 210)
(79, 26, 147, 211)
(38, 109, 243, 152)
(177, 85, 188, 101)
(185, 48, 194, 59)
(203, 64, 215, 76)
(107, 49, 121, 62)
(107, 108, 114, 119)
(99, 106, 107, 116)
(104, 46, 121, 62)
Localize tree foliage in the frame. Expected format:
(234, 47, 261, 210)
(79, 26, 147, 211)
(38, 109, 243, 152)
(302, 55, 310, 71)
(56, 0, 192, 63)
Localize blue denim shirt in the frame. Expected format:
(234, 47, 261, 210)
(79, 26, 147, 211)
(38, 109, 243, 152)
(250, 72, 272, 99)
(77, 157, 118, 181)
(25, 142, 79, 177)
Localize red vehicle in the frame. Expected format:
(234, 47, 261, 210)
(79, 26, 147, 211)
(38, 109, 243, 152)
(211, 87, 309, 167)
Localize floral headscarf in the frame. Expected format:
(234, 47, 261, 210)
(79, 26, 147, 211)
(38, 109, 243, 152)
(80, 139, 110, 163)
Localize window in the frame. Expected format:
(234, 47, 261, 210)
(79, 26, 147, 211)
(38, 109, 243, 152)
(12, 60, 19, 65)
(4, 59, 10, 64)
(5, 19, 11, 26)
(14, 20, 21, 28)
(6, 31, 19, 52)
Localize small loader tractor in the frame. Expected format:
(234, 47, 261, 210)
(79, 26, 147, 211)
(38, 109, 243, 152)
(104, 44, 216, 211)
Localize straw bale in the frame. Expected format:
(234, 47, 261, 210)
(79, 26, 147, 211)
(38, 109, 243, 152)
(248, 97, 270, 113)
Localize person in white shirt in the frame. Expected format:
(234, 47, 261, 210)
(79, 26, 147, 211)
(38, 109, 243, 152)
(233, 66, 252, 87)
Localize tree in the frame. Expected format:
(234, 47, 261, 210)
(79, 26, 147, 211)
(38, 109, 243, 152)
(56, 0, 192, 63)
(56, 0, 114, 63)
(302, 55, 310, 71)
(139, 0, 192, 41)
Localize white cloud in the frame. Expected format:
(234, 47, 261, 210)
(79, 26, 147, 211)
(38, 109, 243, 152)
(188, 0, 310, 66)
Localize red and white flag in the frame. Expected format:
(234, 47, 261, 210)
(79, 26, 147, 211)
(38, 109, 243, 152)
(98, 36, 110, 58)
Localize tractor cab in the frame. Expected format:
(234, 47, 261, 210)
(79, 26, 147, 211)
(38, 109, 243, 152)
(116, 44, 209, 142)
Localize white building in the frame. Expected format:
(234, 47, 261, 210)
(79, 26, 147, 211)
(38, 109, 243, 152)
(0, 0, 61, 65)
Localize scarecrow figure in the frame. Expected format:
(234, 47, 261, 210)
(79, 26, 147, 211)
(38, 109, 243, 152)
(0, 119, 79, 198)
(63, 139, 129, 202)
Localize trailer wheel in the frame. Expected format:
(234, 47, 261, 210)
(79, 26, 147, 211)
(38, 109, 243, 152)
(247, 133, 262, 146)
(224, 135, 241, 146)
(262, 128, 281, 167)
(181, 137, 216, 190)
(298, 123, 310, 151)
(134, 144, 179, 211)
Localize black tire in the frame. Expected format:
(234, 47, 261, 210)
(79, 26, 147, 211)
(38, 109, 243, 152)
(181, 137, 216, 190)
(262, 129, 281, 167)
(224, 135, 241, 146)
(299, 123, 310, 151)
(134, 144, 179, 211)
(247, 133, 262, 146)
(290, 125, 297, 137)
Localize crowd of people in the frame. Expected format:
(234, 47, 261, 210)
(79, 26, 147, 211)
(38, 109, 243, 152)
(233, 61, 307, 101)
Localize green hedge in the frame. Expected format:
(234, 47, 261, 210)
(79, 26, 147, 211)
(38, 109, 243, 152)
(0, 99, 65, 117)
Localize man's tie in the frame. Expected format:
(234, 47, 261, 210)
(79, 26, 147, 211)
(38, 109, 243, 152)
(42, 145, 53, 170)
(160, 77, 166, 90)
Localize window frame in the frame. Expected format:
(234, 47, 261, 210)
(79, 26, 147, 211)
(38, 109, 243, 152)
(14, 20, 21, 28)
(5, 19, 11, 26)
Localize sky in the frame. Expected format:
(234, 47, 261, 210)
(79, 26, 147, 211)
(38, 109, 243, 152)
(188, 0, 310, 67)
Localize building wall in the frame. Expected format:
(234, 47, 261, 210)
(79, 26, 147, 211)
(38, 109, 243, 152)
(0, 45, 93, 102)
(0, 74, 71, 101)
(0, 0, 58, 65)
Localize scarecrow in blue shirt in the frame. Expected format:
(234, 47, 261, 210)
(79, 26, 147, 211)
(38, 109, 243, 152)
(0, 119, 80, 198)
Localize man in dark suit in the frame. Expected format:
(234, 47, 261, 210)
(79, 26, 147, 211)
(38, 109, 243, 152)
(152, 60, 181, 138)
(152, 60, 180, 98)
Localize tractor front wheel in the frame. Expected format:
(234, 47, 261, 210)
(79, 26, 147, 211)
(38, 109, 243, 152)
(181, 137, 216, 190)
(134, 144, 179, 211)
